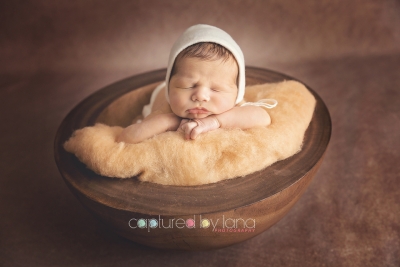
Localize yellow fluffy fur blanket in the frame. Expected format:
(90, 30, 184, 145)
(64, 81, 315, 186)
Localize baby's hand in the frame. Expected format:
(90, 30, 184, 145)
(178, 116, 221, 140)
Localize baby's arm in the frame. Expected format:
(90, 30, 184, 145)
(217, 106, 271, 129)
(180, 106, 270, 140)
(117, 112, 181, 144)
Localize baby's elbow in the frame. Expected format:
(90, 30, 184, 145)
(264, 115, 271, 127)
(116, 129, 140, 144)
(116, 131, 128, 143)
(258, 110, 271, 127)
(258, 117, 271, 128)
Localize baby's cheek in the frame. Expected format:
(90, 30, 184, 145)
(169, 98, 185, 116)
(216, 98, 236, 113)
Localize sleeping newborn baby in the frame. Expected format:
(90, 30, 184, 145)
(117, 24, 277, 144)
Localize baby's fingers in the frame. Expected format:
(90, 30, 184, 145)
(190, 117, 220, 139)
(181, 121, 198, 139)
(178, 119, 190, 128)
(177, 119, 190, 134)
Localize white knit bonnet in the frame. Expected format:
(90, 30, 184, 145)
(165, 24, 245, 104)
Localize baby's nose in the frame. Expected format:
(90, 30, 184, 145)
(192, 86, 210, 102)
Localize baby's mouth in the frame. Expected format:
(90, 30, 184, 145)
(187, 107, 209, 114)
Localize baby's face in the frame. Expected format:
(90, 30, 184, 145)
(168, 56, 238, 119)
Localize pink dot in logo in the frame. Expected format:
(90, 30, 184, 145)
(186, 219, 195, 228)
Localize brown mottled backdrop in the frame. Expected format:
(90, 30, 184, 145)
(1, 1, 399, 266)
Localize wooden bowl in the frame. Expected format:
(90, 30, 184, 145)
(54, 67, 331, 250)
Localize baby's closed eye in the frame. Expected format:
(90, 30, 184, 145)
(177, 83, 195, 89)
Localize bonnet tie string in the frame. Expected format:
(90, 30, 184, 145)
(240, 99, 278, 109)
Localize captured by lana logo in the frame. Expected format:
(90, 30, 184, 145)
(128, 215, 256, 233)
